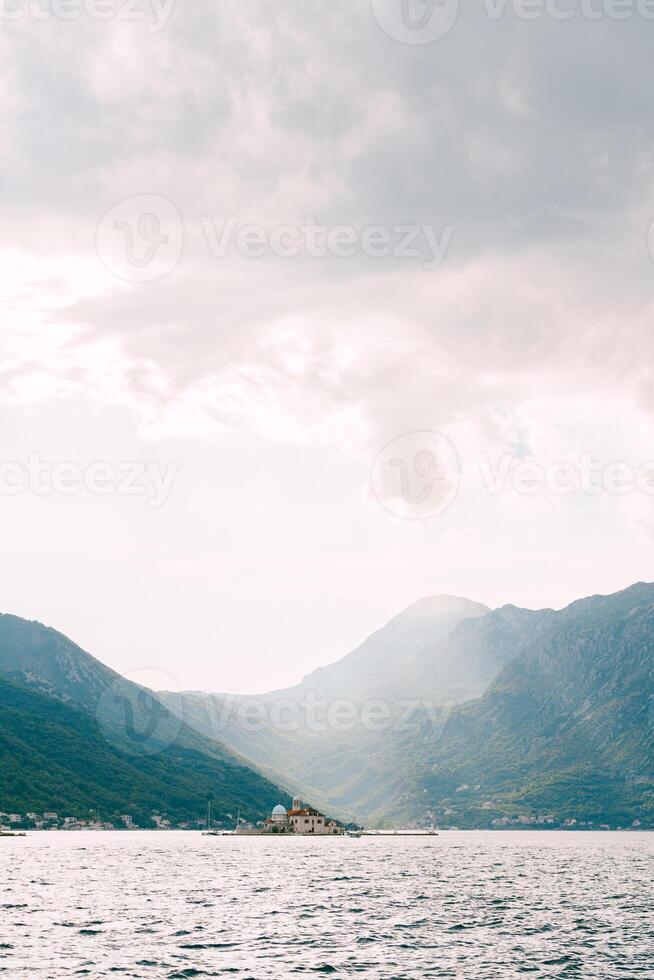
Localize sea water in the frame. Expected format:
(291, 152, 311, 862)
(1, 831, 652, 978)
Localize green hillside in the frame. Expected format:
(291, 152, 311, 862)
(3, 584, 653, 830)
(0, 675, 290, 826)
(163, 584, 654, 828)
(414, 583, 654, 829)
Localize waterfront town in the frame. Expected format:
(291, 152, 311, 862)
(0, 797, 345, 834)
(0, 810, 172, 831)
(0, 805, 643, 833)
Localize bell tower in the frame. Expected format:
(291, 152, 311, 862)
(292, 796, 301, 811)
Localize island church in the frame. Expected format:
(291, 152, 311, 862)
(237, 797, 344, 835)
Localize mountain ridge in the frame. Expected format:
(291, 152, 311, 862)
(0, 615, 292, 825)
(0, 673, 290, 826)
(411, 582, 654, 828)
(2, 582, 652, 828)
(161, 582, 654, 826)
(159, 594, 498, 820)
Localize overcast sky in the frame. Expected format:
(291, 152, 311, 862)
(2, 0, 654, 693)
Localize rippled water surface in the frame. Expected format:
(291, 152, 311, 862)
(1, 831, 653, 978)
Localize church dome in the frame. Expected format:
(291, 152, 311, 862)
(272, 804, 287, 819)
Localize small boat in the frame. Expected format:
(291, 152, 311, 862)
(202, 801, 219, 836)
(203, 803, 236, 836)
(346, 829, 363, 838)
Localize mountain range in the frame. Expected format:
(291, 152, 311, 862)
(0, 614, 290, 826)
(1, 583, 653, 829)
(160, 584, 654, 828)
(157, 595, 501, 819)
(414, 585, 654, 828)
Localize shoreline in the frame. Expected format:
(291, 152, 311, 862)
(7, 827, 653, 835)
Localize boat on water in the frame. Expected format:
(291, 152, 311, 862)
(202, 802, 235, 836)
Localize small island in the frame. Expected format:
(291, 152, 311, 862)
(236, 796, 345, 836)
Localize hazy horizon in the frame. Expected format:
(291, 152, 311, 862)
(4, 578, 652, 696)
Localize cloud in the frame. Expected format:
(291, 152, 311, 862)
(5, 1, 654, 691)
(2, 0, 654, 461)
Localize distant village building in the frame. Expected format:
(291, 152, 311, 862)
(239, 796, 343, 836)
